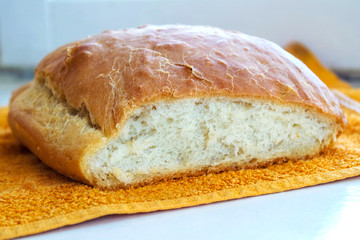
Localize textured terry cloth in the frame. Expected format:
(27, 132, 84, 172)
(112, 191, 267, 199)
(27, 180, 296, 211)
(1, 89, 360, 239)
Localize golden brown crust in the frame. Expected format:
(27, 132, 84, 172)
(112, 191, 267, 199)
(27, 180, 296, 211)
(34, 25, 346, 136)
(109, 156, 313, 190)
(8, 82, 105, 185)
(8, 96, 86, 183)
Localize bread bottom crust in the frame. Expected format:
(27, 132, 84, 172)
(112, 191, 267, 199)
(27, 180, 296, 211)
(103, 155, 317, 190)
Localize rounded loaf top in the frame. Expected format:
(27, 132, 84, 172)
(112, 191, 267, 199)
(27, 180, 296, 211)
(34, 25, 346, 135)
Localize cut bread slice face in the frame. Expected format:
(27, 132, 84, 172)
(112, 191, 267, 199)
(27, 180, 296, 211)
(9, 81, 341, 188)
(88, 93, 340, 188)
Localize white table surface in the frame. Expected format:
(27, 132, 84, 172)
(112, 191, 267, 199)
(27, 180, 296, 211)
(2, 81, 360, 240)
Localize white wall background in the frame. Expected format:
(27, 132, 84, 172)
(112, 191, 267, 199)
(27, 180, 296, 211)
(0, 0, 359, 69)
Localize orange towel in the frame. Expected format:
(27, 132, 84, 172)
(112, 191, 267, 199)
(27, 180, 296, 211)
(1, 43, 358, 239)
(1, 100, 360, 239)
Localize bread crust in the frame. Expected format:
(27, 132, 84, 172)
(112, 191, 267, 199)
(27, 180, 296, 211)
(33, 25, 345, 136)
(8, 82, 105, 185)
(8, 102, 88, 183)
(8, 25, 346, 188)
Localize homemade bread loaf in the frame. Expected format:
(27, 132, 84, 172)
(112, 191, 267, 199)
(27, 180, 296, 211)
(8, 25, 346, 188)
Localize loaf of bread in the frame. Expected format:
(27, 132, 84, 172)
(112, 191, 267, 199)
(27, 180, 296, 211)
(8, 25, 346, 188)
